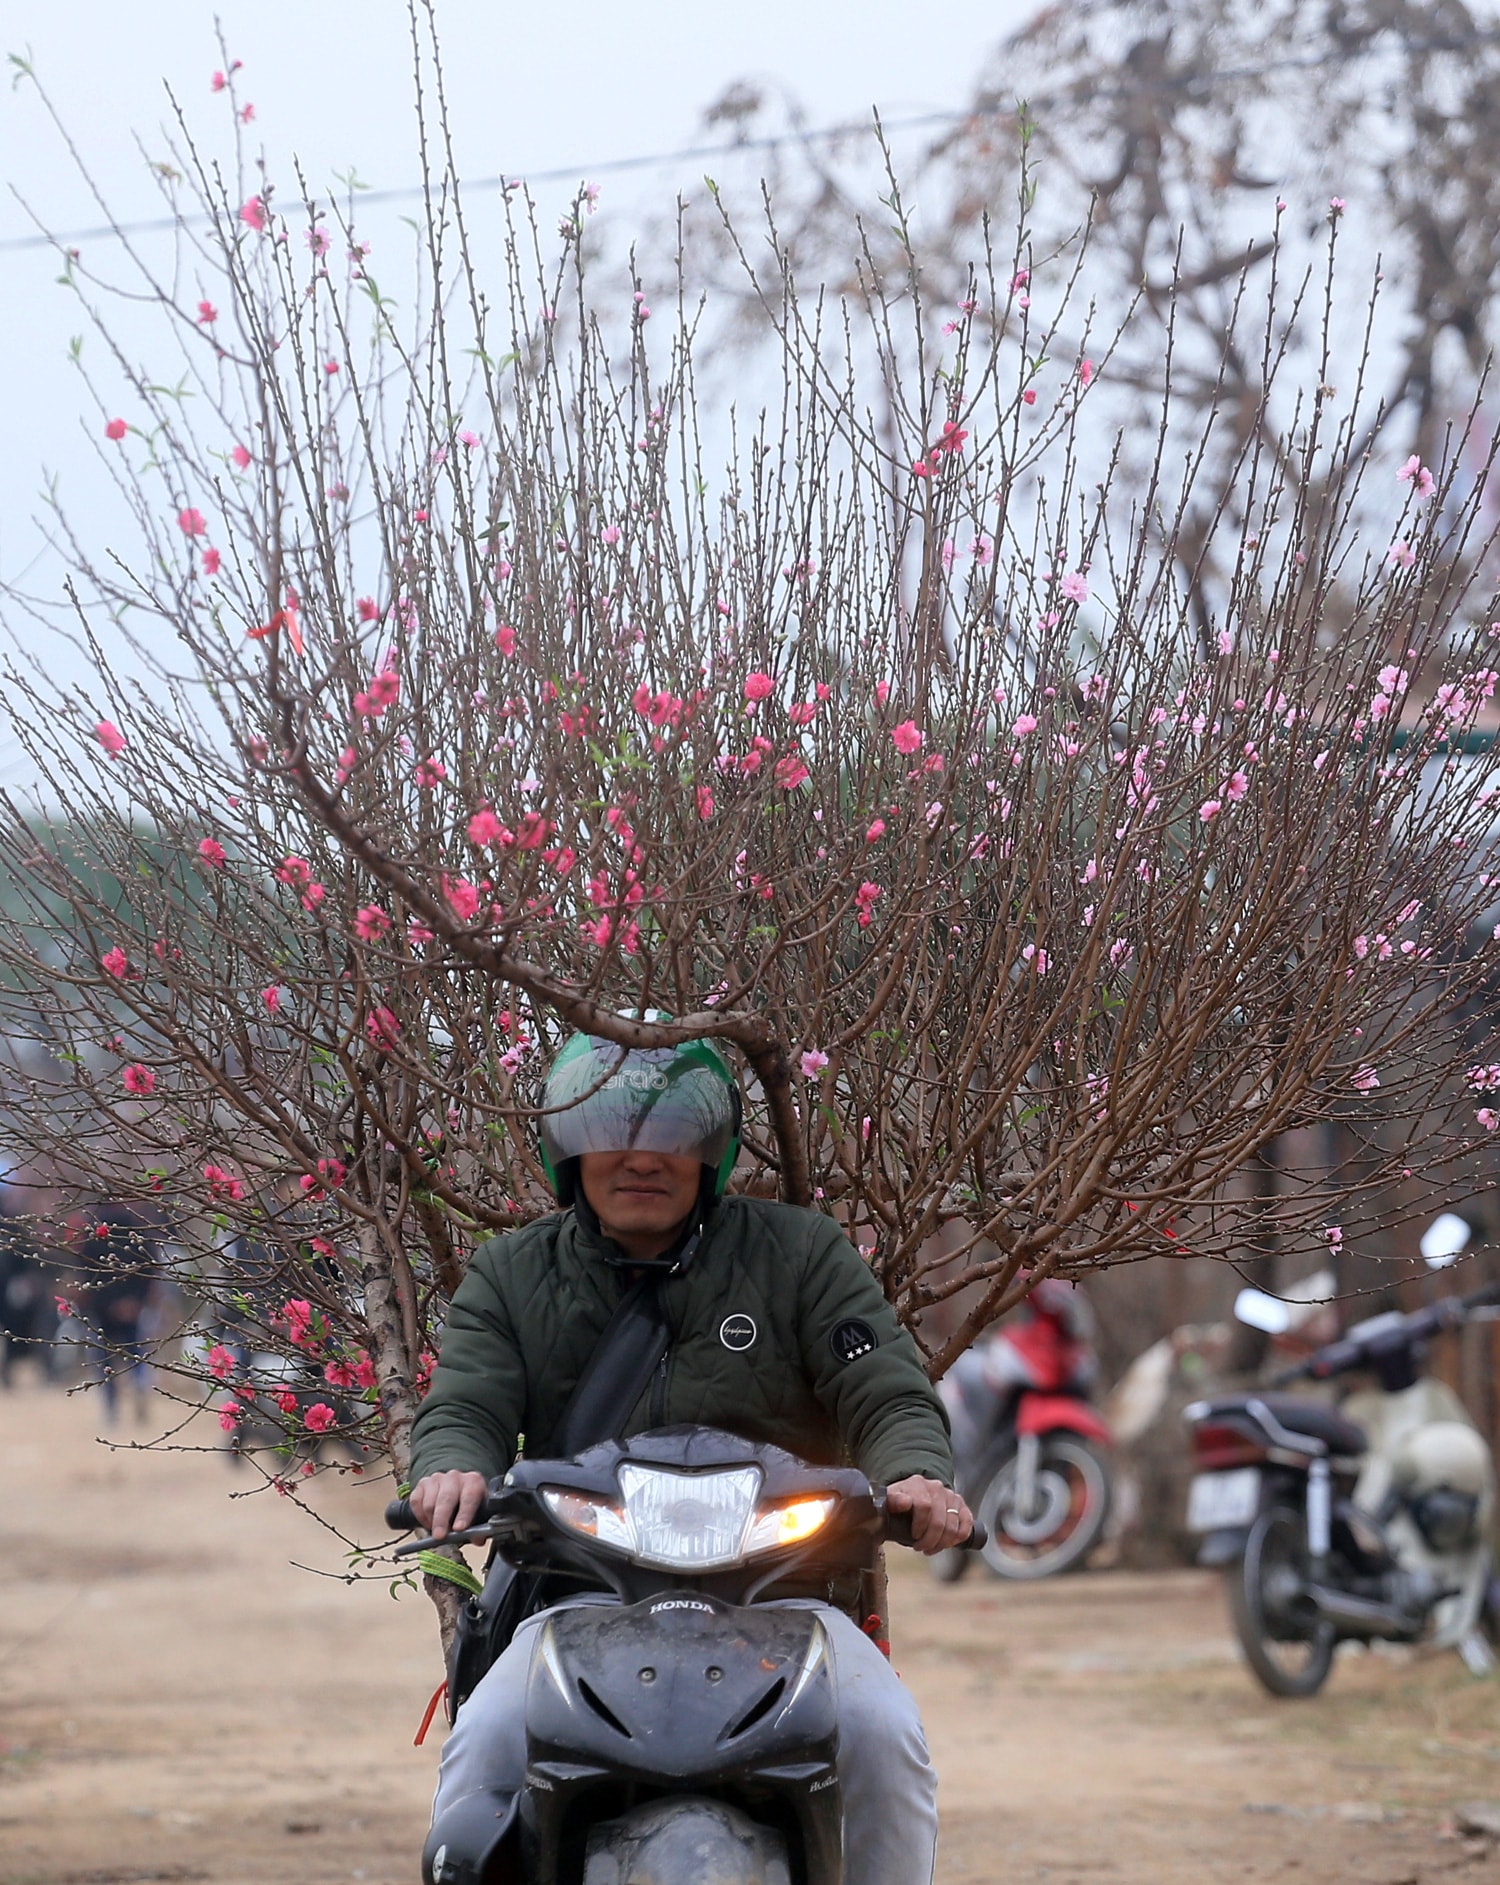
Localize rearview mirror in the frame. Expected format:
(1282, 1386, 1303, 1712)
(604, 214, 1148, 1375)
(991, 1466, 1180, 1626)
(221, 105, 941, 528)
(1419, 1212, 1472, 1269)
(1233, 1287, 1294, 1335)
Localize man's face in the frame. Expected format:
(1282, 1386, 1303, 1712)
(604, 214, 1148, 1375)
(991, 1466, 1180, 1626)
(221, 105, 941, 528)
(578, 1147, 703, 1257)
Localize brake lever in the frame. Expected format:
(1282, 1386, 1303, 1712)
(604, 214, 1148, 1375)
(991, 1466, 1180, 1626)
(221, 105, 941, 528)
(393, 1518, 510, 1558)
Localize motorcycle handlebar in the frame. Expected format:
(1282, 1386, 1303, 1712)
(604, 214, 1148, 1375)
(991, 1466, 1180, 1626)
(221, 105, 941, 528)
(1269, 1275, 1500, 1387)
(388, 1493, 988, 1552)
(877, 1498, 987, 1553)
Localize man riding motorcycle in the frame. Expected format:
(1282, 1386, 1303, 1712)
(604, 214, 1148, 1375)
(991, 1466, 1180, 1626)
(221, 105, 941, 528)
(408, 1030, 973, 1885)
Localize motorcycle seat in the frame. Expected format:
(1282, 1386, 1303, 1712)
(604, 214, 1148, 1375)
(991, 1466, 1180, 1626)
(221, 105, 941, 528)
(1198, 1393, 1367, 1456)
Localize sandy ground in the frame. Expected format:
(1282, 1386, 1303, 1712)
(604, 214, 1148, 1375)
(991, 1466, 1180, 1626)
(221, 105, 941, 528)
(3, 1379, 1500, 1885)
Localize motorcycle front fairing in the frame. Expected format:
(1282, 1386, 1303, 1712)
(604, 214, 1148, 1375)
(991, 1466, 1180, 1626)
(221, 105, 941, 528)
(1343, 1378, 1495, 1649)
(413, 1430, 895, 1885)
(521, 1594, 841, 1885)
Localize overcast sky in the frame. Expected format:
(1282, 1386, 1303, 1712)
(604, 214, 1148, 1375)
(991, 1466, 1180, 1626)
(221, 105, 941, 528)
(0, 3, 1031, 547)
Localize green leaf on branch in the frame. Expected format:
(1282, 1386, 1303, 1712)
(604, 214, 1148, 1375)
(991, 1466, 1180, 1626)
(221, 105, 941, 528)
(416, 1549, 483, 1596)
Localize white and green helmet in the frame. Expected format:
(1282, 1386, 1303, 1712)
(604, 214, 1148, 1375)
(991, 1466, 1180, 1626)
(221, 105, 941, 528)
(539, 1032, 743, 1200)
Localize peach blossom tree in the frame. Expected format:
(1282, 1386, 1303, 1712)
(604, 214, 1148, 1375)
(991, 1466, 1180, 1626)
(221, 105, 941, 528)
(4, 17, 1500, 1581)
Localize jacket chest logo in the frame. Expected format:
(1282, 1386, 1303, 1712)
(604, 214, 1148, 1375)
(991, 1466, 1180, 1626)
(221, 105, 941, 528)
(719, 1313, 757, 1351)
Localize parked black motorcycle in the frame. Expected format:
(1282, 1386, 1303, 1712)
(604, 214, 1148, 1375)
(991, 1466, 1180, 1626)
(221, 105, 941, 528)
(388, 1426, 982, 1885)
(1185, 1277, 1500, 1696)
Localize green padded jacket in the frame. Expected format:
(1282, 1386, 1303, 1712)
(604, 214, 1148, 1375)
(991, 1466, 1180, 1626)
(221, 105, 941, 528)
(409, 1195, 953, 1490)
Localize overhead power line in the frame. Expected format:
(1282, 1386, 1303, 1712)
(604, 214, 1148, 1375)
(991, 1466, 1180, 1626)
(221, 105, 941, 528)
(4, 23, 1500, 258)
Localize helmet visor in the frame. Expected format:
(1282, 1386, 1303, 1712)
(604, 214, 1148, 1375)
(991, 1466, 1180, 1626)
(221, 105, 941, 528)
(541, 1042, 738, 1170)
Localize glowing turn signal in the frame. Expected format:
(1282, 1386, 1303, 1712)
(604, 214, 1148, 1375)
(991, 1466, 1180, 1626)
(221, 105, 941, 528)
(745, 1495, 837, 1554)
(542, 1487, 633, 1551)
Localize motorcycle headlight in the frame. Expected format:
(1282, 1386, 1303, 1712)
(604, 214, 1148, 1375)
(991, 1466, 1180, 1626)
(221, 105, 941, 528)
(541, 1469, 840, 1569)
(618, 1464, 763, 1569)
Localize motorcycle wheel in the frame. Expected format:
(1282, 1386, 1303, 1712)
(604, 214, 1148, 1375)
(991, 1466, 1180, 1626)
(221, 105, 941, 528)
(1229, 1504, 1336, 1698)
(976, 1435, 1112, 1580)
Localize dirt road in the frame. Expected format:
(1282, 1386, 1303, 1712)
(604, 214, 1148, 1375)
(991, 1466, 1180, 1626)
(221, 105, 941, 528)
(3, 1379, 1499, 1884)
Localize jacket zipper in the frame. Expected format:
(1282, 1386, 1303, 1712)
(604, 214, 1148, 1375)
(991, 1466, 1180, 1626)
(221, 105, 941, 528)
(649, 1346, 671, 1425)
(649, 1278, 672, 1425)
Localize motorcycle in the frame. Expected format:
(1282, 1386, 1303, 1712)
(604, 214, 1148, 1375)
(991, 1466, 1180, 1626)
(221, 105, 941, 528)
(932, 1278, 1113, 1582)
(388, 1426, 984, 1885)
(1184, 1231, 1500, 1696)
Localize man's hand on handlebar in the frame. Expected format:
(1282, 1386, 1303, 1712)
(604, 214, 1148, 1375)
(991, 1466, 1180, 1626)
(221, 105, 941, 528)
(886, 1475, 974, 1554)
(409, 1469, 490, 1542)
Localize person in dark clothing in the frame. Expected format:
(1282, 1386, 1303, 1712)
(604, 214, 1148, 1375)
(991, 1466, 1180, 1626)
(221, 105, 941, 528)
(80, 1205, 160, 1422)
(409, 1033, 973, 1885)
(0, 1198, 54, 1387)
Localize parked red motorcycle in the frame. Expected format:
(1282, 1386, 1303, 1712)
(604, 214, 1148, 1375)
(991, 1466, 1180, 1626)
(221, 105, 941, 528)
(933, 1279, 1114, 1581)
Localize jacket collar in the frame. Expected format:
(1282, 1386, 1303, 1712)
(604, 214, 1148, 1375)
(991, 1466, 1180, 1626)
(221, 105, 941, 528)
(570, 1184, 720, 1275)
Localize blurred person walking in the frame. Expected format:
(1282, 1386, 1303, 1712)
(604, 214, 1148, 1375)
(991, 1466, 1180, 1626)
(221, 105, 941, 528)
(80, 1205, 162, 1423)
(0, 1184, 55, 1387)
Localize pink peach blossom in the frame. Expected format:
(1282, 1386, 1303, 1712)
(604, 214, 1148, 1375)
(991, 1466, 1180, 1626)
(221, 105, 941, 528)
(122, 1063, 155, 1096)
(774, 755, 810, 790)
(1398, 456, 1438, 499)
(467, 807, 507, 846)
(203, 1163, 245, 1202)
(354, 669, 400, 718)
(94, 721, 127, 757)
(366, 1006, 400, 1052)
(443, 875, 482, 921)
(891, 720, 924, 756)
(353, 905, 390, 943)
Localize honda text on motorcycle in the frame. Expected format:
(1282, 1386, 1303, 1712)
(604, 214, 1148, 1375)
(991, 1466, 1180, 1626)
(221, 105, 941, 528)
(1184, 1216, 1500, 1696)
